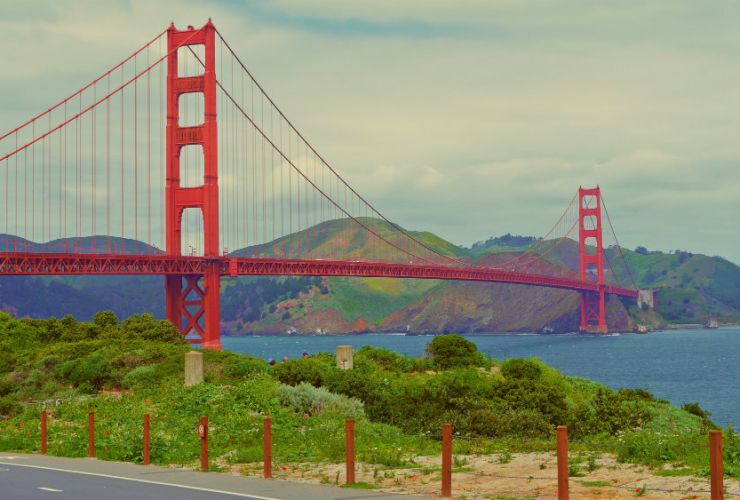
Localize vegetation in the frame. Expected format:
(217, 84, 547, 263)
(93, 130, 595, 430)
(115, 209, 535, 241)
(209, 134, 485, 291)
(0, 315, 734, 479)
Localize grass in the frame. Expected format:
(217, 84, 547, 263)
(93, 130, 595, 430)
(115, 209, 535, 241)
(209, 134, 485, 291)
(341, 481, 375, 489)
(580, 480, 611, 487)
(0, 313, 729, 481)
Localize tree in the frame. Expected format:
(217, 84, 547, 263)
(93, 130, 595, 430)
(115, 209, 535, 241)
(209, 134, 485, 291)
(121, 314, 183, 343)
(93, 310, 119, 329)
(425, 334, 480, 369)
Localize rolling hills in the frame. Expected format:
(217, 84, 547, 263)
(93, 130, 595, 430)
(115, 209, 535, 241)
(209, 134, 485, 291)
(0, 220, 738, 334)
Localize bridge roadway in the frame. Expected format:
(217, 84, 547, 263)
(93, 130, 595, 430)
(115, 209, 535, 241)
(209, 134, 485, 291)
(0, 453, 428, 499)
(0, 252, 638, 298)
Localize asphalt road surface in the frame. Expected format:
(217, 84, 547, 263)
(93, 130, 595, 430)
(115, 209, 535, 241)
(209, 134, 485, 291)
(0, 454, 430, 500)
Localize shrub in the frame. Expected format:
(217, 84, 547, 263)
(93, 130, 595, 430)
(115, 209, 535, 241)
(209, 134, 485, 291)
(425, 334, 481, 369)
(122, 365, 159, 388)
(682, 402, 714, 429)
(223, 356, 267, 379)
(501, 358, 543, 380)
(92, 310, 119, 329)
(120, 314, 183, 343)
(278, 382, 364, 418)
(0, 395, 21, 417)
(572, 388, 654, 436)
(54, 352, 113, 390)
(272, 358, 330, 387)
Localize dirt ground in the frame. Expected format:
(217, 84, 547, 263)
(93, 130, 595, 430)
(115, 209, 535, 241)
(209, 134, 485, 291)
(231, 452, 738, 499)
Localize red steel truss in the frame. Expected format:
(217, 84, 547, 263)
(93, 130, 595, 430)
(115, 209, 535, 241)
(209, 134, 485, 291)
(0, 252, 638, 299)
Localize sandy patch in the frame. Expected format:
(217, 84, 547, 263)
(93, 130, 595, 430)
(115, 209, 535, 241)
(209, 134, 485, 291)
(227, 452, 739, 499)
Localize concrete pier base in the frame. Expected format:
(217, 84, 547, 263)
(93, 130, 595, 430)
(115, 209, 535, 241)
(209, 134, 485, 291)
(336, 345, 353, 370)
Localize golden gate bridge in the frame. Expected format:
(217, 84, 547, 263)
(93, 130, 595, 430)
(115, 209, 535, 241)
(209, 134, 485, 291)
(0, 21, 640, 349)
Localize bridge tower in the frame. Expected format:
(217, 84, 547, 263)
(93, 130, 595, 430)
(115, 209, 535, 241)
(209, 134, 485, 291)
(165, 21, 222, 349)
(578, 186, 607, 333)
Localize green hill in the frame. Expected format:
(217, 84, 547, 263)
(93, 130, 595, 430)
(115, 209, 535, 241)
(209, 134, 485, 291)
(0, 222, 738, 333)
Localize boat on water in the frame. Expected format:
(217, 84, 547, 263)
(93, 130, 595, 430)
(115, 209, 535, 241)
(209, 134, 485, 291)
(705, 317, 720, 329)
(634, 324, 650, 334)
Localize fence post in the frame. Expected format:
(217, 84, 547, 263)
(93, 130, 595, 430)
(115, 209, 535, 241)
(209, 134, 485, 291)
(263, 416, 272, 479)
(346, 419, 355, 485)
(88, 412, 95, 458)
(557, 425, 569, 500)
(710, 429, 724, 500)
(40, 410, 47, 455)
(143, 414, 150, 465)
(199, 416, 208, 472)
(441, 423, 452, 497)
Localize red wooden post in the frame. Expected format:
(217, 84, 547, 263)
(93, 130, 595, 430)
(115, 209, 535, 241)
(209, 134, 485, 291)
(557, 425, 569, 500)
(143, 414, 151, 465)
(199, 416, 208, 472)
(40, 410, 47, 455)
(710, 430, 724, 500)
(263, 416, 272, 479)
(345, 419, 355, 485)
(441, 423, 452, 497)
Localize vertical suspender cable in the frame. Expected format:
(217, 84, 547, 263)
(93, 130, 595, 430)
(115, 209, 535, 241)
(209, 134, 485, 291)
(107, 75, 111, 252)
(121, 68, 125, 251)
(92, 84, 96, 251)
(147, 45, 152, 253)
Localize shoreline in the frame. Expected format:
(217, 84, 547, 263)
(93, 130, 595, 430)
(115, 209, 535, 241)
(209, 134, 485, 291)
(223, 324, 740, 338)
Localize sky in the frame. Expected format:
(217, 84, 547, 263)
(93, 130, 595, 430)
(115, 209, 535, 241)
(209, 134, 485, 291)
(0, 0, 739, 264)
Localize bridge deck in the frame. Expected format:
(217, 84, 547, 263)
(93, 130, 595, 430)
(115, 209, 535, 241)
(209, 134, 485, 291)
(0, 252, 638, 298)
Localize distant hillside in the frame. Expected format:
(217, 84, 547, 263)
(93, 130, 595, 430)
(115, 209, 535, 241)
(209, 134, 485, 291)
(0, 223, 738, 333)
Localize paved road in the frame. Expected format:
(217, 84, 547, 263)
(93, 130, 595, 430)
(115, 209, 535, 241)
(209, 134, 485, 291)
(0, 454, 431, 500)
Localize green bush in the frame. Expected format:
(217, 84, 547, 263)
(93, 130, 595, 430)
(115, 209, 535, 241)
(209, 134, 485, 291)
(356, 346, 432, 372)
(501, 358, 543, 380)
(425, 334, 482, 369)
(120, 314, 183, 343)
(272, 358, 330, 387)
(0, 395, 21, 416)
(122, 365, 159, 388)
(223, 356, 268, 379)
(54, 352, 113, 390)
(570, 387, 654, 437)
(278, 382, 364, 418)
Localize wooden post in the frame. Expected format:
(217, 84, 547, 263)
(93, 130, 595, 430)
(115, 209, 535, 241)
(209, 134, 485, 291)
(345, 419, 355, 485)
(441, 423, 452, 497)
(710, 429, 724, 500)
(557, 425, 569, 500)
(40, 410, 47, 455)
(143, 414, 151, 465)
(263, 416, 272, 479)
(199, 416, 208, 472)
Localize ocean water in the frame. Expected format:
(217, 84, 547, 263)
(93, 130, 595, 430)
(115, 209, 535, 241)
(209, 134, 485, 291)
(222, 327, 740, 427)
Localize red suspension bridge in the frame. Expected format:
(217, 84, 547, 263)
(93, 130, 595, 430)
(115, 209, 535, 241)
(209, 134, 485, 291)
(0, 21, 640, 349)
